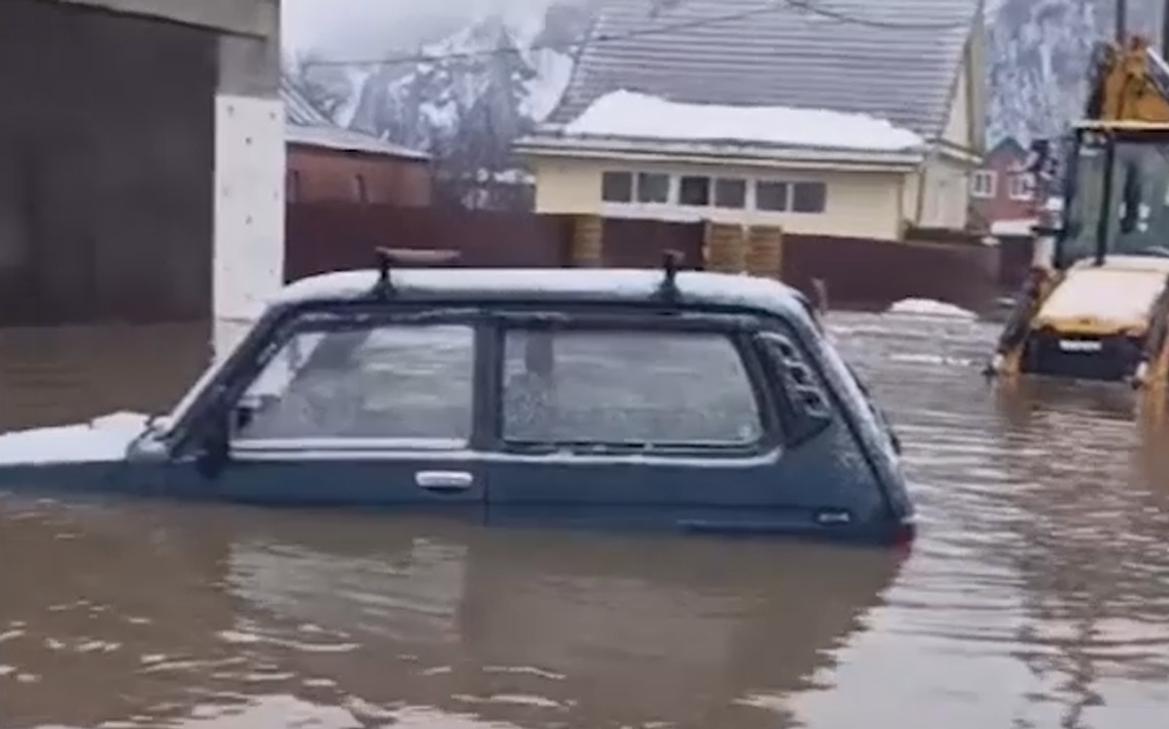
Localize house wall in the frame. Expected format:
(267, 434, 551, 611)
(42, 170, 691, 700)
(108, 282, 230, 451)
(970, 142, 1035, 231)
(918, 154, 971, 230)
(531, 156, 907, 241)
(942, 57, 971, 151)
(287, 146, 432, 207)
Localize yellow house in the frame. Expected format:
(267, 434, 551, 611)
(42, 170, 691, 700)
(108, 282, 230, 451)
(515, 0, 985, 242)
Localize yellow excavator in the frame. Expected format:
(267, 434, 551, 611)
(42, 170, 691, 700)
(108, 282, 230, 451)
(989, 36, 1169, 385)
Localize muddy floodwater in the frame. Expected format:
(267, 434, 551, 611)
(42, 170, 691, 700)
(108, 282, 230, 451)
(2, 314, 1169, 729)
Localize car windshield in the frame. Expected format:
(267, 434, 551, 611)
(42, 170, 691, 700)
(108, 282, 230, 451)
(1061, 134, 1169, 265)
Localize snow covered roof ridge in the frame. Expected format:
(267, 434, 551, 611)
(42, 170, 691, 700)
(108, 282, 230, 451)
(559, 90, 925, 153)
(550, 0, 980, 140)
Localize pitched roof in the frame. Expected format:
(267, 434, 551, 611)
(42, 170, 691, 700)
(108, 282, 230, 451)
(282, 76, 332, 126)
(550, 0, 982, 141)
(281, 77, 429, 161)
(987, 136, 1026, 159)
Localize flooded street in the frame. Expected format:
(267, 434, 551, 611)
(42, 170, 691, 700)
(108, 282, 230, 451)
(2, 313, 1169, 728)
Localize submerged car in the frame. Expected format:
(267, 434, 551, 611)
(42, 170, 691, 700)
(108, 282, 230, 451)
(0, 261, 913, 544)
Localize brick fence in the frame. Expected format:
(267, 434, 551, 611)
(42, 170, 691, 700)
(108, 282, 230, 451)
(287, 203, 1010, 311)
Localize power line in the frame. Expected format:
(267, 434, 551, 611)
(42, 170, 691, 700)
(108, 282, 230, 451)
(783, 0, 976, 31)
(302, 2, 786, 68)
(301, 0, 972, 69)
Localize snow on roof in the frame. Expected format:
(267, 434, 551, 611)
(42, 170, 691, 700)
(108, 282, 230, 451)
(551, 0, 980, 140)
(285, 123, 430, 161)
(990, 218, 1039, 237)
(558, 91, 925, 154)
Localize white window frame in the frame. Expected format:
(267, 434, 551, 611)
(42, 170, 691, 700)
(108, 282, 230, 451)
(1008, 173, 1034, 201)
(971, 170, 997, 199)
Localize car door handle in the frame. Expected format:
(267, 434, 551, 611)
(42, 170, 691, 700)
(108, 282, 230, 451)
(415, 471, 475, 493)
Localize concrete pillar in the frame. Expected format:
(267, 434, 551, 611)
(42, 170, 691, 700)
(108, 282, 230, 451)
(571, 214, 604, 268)
(746, 225, 784, 279)
(704, 223, 747, 274)
(212, 0, 283, 362)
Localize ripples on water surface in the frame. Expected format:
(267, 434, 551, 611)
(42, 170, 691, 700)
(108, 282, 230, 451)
(2, 315, 1169, 728)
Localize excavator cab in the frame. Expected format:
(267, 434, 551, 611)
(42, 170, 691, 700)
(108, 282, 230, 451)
(990, 37, 1169, 384)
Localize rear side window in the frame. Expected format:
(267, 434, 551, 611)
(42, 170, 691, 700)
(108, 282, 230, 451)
(234, 323, 475, 446)
(757, 332, 834, 445)
(502, 329, 763, 448)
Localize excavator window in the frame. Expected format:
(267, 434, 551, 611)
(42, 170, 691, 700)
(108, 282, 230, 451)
(1061, 134, 1169, 264)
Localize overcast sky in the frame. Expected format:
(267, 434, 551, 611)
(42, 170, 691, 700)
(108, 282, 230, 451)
(282, 0, 570, 59)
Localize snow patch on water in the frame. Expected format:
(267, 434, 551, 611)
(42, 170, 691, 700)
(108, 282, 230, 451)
(887, 299, 976, 320)
(0, 412, 148, 466)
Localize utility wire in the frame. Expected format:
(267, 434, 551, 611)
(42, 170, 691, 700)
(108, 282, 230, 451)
(302, 0, 972, 69)
(783, 0, 977, 31)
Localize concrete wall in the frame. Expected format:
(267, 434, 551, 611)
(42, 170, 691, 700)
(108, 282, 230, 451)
(531, 156, 906, 241)
(0, 0, 218, 324)
(57, 0, 276, 36)
(288, 147, 433, 207)
(0, 0, 282, 354)
(918, 155, 971, 230)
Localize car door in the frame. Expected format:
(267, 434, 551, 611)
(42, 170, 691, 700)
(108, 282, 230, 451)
(167, 306, 489, 513)
(483, 309, 892, 538)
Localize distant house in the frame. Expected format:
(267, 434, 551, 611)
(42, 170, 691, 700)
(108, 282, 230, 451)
(515, 0, 985, 241)
(969, 137, 1038, 234)
(282, 79, 432, 207)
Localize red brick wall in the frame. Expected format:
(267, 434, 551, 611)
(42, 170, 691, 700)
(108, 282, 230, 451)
(970, 143, 1036, 230)
(286, 145, 432, 207)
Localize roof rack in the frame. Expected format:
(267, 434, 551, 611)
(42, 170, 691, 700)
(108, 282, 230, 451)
(373, 247, 461, 298)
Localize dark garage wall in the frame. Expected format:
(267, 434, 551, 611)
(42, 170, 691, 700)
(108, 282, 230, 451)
(0, 0, 217, 325)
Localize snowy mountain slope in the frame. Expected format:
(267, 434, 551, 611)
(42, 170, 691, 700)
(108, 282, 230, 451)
(290, 0, 1169, 207)
(988, 0, 1164, 144)
(335, 3, 587, 179)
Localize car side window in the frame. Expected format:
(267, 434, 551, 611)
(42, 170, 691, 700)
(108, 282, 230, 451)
(756, 332, 834, 446)
(232, 323, 475, 447)
(502, 328, 764, 449)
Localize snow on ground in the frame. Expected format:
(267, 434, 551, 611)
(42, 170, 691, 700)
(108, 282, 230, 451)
(0, 412, 147, 466)
(888, 299, 977, 320)
(563, 91, 925, 152)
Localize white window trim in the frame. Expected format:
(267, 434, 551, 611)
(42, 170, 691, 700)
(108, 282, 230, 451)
(1008, 173, 1034, 201)
(972, 170, 997, 199)
(601, 170, 829, 217)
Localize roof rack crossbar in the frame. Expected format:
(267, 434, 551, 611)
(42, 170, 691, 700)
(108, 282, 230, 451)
(371, 247, 462, 300)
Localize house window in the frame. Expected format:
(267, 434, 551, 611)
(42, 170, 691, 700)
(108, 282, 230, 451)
(972, 170, 997, 199)
(602, 171, 633, 203)
(1009, 173, 1034, 201)
(637, 172, 670, 203)
(756, 181, 789, 212)
(792, 182, 827, 213)
(715, 178, 747, 209)
(353, 174, 369, 204)
(679, 176, 711, 206)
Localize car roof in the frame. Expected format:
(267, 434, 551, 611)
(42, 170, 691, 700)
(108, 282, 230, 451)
(276, 269, 815, 326)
